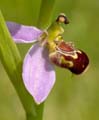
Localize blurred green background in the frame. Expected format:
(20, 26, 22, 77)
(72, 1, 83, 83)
(0, 0, 99, 120)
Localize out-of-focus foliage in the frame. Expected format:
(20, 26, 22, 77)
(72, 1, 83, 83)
(0, 0, 99, 120)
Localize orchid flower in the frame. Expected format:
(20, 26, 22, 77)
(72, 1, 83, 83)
(6, 14, 89, 104)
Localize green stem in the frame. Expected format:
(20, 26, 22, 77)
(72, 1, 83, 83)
(27, 103, 44, 120)
(37, 0, 56, 29)
(0, 11, 43, 120)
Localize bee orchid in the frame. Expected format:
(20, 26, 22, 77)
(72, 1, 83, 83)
(6, 14, 89, 104)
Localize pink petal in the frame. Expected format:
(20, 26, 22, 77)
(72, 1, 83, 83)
(22, 44, 55, 104)
(6, 22, 42, 43)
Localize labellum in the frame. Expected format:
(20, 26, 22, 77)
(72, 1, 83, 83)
(49, 41, 89, 74)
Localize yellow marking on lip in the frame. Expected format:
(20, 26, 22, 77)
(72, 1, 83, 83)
(60, 56, 74, 68)
(57, 49, 78, 59)
(77, 50, 82, 54)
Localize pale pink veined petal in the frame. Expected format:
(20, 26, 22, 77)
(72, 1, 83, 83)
(22, 44, 56, 104)
(6, 22, 42, 43)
